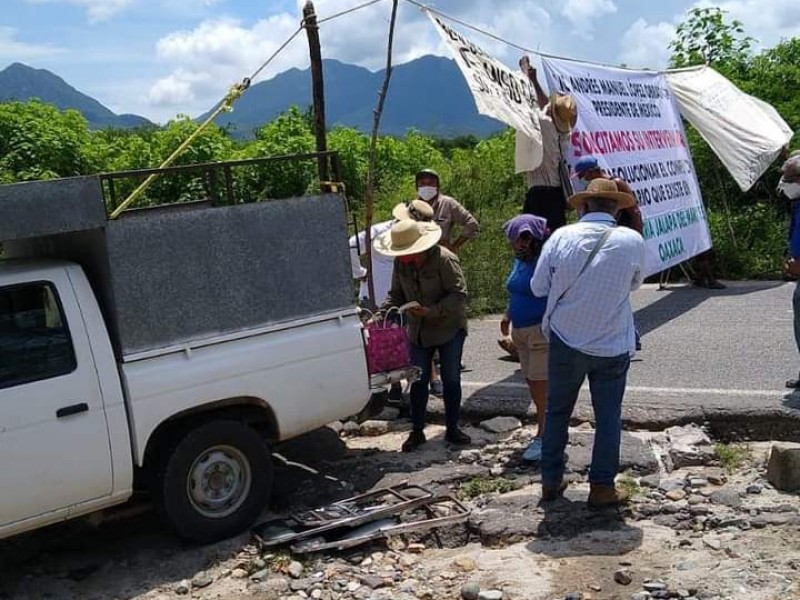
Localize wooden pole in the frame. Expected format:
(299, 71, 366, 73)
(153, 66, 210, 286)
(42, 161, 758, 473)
(303, 1, 330, 190)
(363, 0, 400, 307)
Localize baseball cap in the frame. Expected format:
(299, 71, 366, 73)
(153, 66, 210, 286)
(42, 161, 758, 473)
(572, 156, 599, 179)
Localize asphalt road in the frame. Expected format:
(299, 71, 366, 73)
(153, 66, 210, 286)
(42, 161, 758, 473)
(441, 281, 800, 439)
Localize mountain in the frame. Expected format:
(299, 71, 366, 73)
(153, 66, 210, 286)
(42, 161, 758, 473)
(203, 55, 503, 138)
(0, 62, 152, 129)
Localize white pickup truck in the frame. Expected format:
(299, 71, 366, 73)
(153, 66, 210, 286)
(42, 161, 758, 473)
(0, 161, 402, 543)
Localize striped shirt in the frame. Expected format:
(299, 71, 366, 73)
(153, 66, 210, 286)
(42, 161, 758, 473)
(531, 213, 645, 357)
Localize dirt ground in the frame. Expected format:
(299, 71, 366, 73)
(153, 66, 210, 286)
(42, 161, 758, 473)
(1, 420, 798, 600)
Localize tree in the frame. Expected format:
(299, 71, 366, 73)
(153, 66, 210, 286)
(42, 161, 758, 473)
(669, 7, 754, 79)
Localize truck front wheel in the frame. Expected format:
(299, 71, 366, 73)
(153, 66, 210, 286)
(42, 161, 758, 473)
(155, 420, 273, 543)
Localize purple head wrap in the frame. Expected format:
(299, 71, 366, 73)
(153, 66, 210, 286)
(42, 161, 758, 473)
(502, 214, 549, 242)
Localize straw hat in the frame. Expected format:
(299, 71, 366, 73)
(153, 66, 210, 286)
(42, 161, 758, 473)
(392, 199, 434, 221)
(373, 220, 442, 257)
(549, 91, 578, 134)
(568, 178, 636, 210)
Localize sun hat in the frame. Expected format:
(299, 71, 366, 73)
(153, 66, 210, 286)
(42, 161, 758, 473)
(502, 214, 549, 241)
(549, 91, 578, 134)
(391, 199, 435, 222)
(373, 220, 442, 257)
(567, 178, 636, 210)
(571, 156, 600, 179)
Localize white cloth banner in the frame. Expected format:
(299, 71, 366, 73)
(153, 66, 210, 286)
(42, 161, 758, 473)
(426, 11, 542, 151)
(541, 57, 712, 277)
(665, 66, 793, 192)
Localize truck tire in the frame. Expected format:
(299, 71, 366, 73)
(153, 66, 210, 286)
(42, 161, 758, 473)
(154, 420, 273, 543)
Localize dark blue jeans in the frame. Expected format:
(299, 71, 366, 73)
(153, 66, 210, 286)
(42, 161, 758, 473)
(542, 334, 631, 487)
(409, 329, 466, 433)
(794, 282, 800, 356)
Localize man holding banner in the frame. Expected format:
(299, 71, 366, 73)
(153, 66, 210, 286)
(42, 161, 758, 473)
(517, 56, 577, 232)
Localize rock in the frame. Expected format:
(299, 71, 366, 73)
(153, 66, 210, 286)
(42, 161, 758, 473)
(631, 593, 651, 600)
(659, 479, 685, 493)
(705, 468, 726, 485)
(687, 495, 705, 505)
(459, 449, 482, 464)
(461, 582, 481, 600)
(480, 416, 522, 434)
(746, 483, 763, 494)
(478, 591, 503, 600)
(359, 575, 386, 590)
(453, 556, 477, 572)
(250, 569, 269, 582)
(342, 420, 360, 436)
(709, 488, 741, 508)
(191, 572, 213, 589)
(666, 424, 714, 468)
(688, 477, 708, 488)
(359, 420, 390, 436)
(703, 538, 722, 551)
(231, 568, 249, 579)
(174, 580, 190, 595)
(288, 561, 304, 579)
(614, 569, 633, 585)
(490, 466, 504, 477)
(407, 543, 426, 553)
(767, 443, 800, 491)
(666, 489, 687, 501)
(565, 593, 581, 600)
(643, 580, 667, 592)
(640, 474, 661, 489)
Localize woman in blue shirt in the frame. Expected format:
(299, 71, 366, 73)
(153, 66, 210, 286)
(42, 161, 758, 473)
(500, 214, 550, 462)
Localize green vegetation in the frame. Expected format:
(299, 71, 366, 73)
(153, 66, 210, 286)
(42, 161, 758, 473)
(616, 474, 643, 499)
(0, 8, 797, 313)
(458, 475, 517, 500)
(714, 443, 752, 473)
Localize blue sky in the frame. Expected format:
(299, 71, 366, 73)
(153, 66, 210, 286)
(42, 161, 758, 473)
(3, 0, 799, 122)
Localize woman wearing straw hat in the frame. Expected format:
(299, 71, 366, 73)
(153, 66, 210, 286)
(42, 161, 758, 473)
(374, 219, 471, 451)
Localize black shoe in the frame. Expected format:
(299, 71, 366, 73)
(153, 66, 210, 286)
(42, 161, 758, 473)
(786, 375, 800, 389)
(388, 383, 403, 403)
(402, 430, 426, 452)
(445, 428, 472, 445)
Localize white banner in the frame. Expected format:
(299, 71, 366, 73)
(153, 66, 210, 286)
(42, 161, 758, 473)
(427, 11, 541, 142)
(541, 57, 712, 277)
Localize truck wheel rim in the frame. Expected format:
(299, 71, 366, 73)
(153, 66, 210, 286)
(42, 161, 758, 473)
(187, 445, 252, 519)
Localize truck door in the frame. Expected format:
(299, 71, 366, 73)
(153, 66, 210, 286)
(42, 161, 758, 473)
(0, 273, 113, 526)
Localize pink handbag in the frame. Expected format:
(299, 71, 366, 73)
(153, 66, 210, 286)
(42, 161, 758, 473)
(364, 309, 411, 375)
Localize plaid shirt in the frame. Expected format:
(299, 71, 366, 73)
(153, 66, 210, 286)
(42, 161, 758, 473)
(531, 213, 645, 357)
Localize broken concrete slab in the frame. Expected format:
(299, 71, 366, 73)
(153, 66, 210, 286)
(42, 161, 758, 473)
(767, 443, 800, 491)
(564, 431, 659, 476)
(479, 416, 522, 434)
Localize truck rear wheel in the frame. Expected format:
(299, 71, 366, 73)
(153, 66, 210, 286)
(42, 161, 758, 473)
(155, 420, 273, 543)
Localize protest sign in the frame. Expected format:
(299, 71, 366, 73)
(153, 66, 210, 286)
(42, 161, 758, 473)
(426, 11, 541, 142)
(541, 57, 711, 276)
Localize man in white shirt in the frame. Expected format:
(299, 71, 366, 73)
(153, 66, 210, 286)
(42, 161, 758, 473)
(531, 178, 645, 508)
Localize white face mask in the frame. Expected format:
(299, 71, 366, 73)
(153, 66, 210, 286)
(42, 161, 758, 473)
(417, 186, 438, 202)
(779, 180, 800, 200)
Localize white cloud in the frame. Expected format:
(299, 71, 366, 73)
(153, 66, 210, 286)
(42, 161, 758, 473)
(618, 18, 676, 69)
(0, 27, 63, 61)
(560, 0, 617, 39)
(145, 0, 558, 117)
(26, 0, 135, 23)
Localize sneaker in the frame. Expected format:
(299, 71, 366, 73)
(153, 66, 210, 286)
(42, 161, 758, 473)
(445, 428, 472, 445)
(587, 484, 630, 509)
(522, 437, 543, 462)
(401, 430, 427, 452)
(430, 379, 443, 397)
(787, 374, 800, 389)
(541, 480, 567, 501)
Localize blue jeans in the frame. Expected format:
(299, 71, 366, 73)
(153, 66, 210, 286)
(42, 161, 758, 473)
(793, 282, 800, 356)
(409, 329, 466, 433)
(542, 334, 630, 487)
